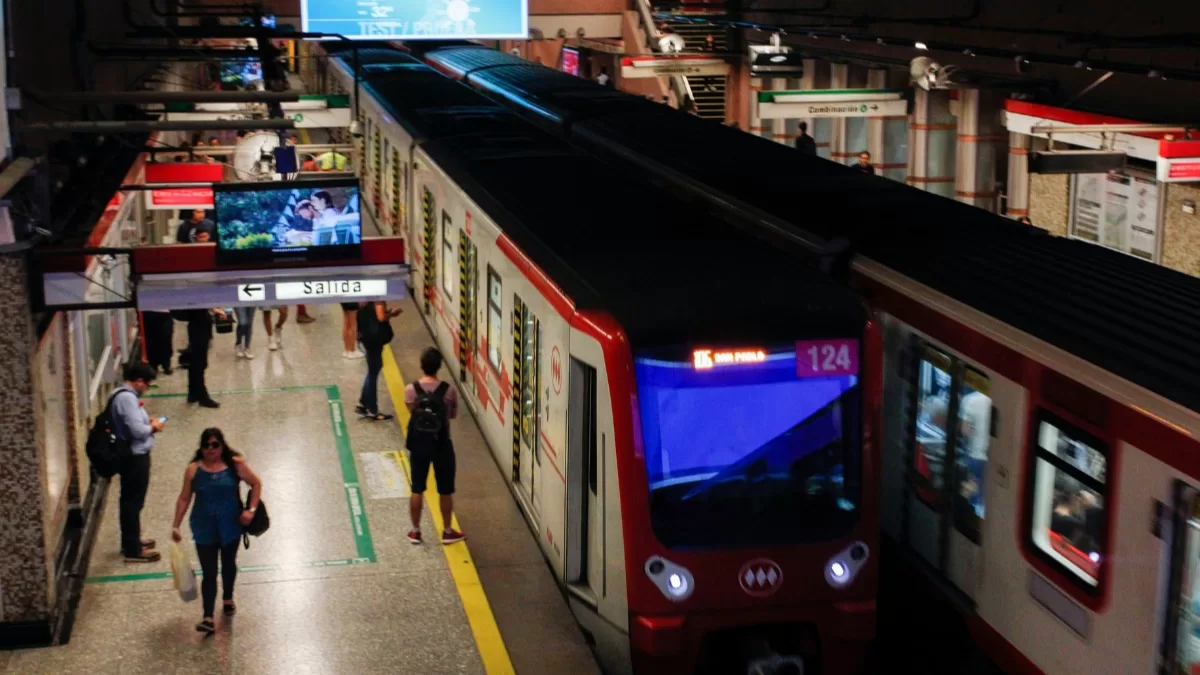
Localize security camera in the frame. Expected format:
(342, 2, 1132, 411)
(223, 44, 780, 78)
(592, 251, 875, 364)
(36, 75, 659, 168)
(659, 34, 686, 53)
(910, 56, 957, 90)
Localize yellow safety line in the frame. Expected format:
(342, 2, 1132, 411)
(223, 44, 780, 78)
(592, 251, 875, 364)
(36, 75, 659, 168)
(382, 346, 517, 675)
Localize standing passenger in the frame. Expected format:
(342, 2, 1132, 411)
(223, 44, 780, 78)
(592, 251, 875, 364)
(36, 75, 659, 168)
(171, 428, 263, 635)
(341, 302, 363, 359)
(794, 121, 817, 156)
(186, 308, 224, 408)
(404, 348, 465, 545)
(356, 301, 401, 421)
(142, 309, 175, 375)
(112, 362, 166, 563)
(233, 306, 256, 359)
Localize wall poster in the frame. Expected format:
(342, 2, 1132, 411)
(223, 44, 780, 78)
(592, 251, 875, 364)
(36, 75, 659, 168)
(1069, 169, 1161, 262)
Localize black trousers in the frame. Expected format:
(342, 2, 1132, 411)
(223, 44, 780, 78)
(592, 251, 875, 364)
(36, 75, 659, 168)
(143, 312, 174, 370)
(118, 453, 151, 556)
(195, 540, 239, 618)
(187, 339, 211, 402)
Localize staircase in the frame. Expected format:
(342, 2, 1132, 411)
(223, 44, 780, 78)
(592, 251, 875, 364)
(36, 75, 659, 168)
(657, 13, 730, 122)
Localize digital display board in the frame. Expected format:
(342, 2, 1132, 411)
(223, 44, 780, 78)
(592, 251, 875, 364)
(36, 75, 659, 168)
(214, 178, 362, 264)
(302, 0, 529, 40)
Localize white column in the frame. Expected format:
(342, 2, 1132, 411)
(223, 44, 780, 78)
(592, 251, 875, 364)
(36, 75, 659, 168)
(829, 63, 849, 164)
(1007, 131, 1031, 220)
(749, 77, 765, 138)
(771, 76, 789, 145)
(867, 69, 886, 165)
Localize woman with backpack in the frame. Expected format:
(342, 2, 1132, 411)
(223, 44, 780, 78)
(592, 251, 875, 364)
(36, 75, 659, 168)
(356, 301, 402, 421)
(171, 428, 263, 635)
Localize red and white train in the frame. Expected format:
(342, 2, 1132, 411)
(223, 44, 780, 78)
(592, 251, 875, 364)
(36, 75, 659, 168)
(411, 43, 1200, 675)
(319, 46, 883, 674)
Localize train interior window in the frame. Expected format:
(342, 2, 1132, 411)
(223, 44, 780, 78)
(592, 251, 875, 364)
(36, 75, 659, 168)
(441, 211, 455, 296)
(1029, 414, 1107, 587)
(520, 307, 541, 459)
(486, 267, 502, 371)
(914, 348, 953, 504)
(953, 369, 992, 540)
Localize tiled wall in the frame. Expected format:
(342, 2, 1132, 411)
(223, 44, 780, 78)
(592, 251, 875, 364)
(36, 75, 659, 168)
(1162, 183, 1200, 277)
(0, 253, 50, 623)
(1029, 173, 1070, 237)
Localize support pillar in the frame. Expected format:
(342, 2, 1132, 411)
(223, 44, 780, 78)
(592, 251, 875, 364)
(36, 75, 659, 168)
(810, 61, 832, 159)
(796, 58, 816, 147)
(749, 76, 765, 138)
(828, 63, 849, 164)
(842, 65, 869, 165)
(955, 89, 1005, 211)
(867, 69, 887, 163)
(770, 76, 789, 145)
(1007, 131, 1031, 220)
(907, 88, 956, 198)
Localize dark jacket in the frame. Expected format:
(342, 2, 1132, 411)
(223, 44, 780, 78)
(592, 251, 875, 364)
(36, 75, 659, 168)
(795, 134, 817, 156)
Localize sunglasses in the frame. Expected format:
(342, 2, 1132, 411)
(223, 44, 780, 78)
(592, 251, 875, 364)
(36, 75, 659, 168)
(204, 441, 222, 449)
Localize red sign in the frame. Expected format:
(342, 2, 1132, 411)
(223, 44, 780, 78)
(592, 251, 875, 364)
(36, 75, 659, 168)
(795, 339, 859, 378)
(739, 558, 784, 597)
(1169, 161, 1200, 180)
(693, 348, 765, 370)
(149, 188, 214, 207)
(561, 48, 580, 76)
(550, 346, 562, 394)
(144, 162, 224, 183)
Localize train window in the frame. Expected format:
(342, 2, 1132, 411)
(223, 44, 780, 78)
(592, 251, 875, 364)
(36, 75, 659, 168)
(441, 211, 455, 297)
(952, 369, 992, 543)
(486, 267, 502, 371)
(1027, 411, 1107, 589)
(913, 347, 953, 506)
(520, 307, 540, 458)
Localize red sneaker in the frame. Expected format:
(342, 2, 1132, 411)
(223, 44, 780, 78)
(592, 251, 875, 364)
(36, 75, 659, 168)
(442, 529, 465, 545)
(407, 530, 422, 545)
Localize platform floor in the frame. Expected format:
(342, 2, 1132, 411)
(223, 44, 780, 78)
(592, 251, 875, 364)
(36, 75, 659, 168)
(3, 301, 600, 675)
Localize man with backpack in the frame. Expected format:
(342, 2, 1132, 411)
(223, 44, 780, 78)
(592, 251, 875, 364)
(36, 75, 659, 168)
(107, 363, 165, 562)
(404, 348, 465, 545)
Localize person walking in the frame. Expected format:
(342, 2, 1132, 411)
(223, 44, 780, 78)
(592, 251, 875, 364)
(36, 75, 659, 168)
(233, 306, 256, 359)
(404, 348, 465, 545)
(341, 302, 363, 359)
(186, 309, 224, 408)
(112, 362, 166, 562)
(356, 301, 401, 421)
(171, 428, 263, 635)
(795, 121, 817, 156)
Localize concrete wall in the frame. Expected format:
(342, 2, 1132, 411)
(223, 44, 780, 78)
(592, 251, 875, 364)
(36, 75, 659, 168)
(1028, 174, 1070, 238)
(1161, 183, 1200, 277)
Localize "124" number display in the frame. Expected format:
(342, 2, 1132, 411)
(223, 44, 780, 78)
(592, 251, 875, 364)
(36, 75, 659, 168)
(796, 339, 859, 378)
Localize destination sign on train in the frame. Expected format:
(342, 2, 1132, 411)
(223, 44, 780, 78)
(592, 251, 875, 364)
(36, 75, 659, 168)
(302, 0, 529, 40)
(692, 349, 767, 370)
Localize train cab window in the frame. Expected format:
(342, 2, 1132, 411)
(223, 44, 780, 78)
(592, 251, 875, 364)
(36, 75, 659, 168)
(441, 211, 455, 296)
(486, 268, 502, 371)
(1028, 412, 1107, 588)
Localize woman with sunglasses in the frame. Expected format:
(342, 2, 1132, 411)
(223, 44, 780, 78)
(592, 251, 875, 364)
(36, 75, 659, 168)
(171, 428, 263, 634)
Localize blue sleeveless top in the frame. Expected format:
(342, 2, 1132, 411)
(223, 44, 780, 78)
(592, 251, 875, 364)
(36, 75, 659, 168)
(190, 464, 243, 546)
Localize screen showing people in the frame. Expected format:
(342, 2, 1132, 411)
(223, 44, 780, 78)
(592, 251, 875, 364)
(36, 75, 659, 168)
(213, 180, 362, 262)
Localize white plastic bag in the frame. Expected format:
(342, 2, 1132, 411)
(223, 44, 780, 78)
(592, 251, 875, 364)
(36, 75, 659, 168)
(169, 542, 197, 603)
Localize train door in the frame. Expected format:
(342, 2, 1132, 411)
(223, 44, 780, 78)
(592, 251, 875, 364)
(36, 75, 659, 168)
(1160, 481, 1200, 674)
(904, 340, 993, 601)
(457, 231, 477, 391)
(514, 295, 541, 515)
(566, 358, 603, 599)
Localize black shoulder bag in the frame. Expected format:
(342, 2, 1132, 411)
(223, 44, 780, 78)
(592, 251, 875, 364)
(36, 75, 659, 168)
(239, 466, 270, 549)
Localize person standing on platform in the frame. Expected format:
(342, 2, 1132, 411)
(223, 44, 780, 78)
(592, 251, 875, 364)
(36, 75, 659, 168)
(176, 208, 215, 243)
(854, 151, 876, 174)
(341, 302, 363, 359)
(262, 306, 289, 351)
(795, 121, 817, 156)
(142, 309, 174, 375)
(404, 348, 465, 545)
(112, 362, 166, 563)
(355, 301, 400, 421)
(186, 309, 224, 408)
(171, 428, 263, 635)
(596, 66, 611, 87)
(233, 305, 256, 359)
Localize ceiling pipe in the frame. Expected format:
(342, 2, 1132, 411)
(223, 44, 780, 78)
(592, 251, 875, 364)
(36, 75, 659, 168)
(19, 119, 294, 133)
(28, 90, 300, 104)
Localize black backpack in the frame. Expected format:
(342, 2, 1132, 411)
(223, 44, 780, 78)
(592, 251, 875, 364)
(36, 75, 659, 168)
(406, 382, 450, 453)
(85, 389, 134, 478)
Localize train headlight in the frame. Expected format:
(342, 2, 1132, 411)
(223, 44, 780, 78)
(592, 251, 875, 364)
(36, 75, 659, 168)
(825, 541, 869, 588)
(645, 556, 695, 601)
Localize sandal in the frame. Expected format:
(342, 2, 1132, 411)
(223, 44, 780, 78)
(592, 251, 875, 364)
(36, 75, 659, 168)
(196, 618, 215, 634)
(223, 602, 236, 616)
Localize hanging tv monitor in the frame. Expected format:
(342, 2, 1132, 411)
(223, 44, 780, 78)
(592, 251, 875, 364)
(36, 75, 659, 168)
(213, 178, 363, 264)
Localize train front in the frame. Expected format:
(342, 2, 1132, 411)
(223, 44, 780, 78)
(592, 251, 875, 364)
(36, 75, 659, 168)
(623, 319, 880, 675)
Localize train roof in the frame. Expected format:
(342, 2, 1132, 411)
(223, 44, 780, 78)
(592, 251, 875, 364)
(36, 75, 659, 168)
(420, 44, 1200, 414)
(332, 48, 867, 347)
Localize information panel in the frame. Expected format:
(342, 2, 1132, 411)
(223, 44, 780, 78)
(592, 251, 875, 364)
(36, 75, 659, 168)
(302, 0, 529, 40)
(1068, 169, 1160, 262)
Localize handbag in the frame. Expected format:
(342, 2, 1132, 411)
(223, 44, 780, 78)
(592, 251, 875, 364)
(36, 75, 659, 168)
(213, 309, 235, 334)
(169, 542, 198, 603)
(241, 494, 270, 549)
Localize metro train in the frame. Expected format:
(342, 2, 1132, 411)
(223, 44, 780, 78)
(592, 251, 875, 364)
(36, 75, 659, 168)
(393, 43, 1200, 675)
(316, 46, 882, 674)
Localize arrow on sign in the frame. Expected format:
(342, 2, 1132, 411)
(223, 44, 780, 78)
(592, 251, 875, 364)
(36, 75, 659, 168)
(238, 284, 265, 302)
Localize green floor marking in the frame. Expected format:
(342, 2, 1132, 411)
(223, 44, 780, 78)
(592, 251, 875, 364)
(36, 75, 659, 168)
(326, 385, 376, 563)
(88, 384, 377, 583)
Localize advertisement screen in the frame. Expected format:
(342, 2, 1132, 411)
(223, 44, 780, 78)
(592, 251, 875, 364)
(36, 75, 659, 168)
(301, 0, 529, 40)
(214, 179, 362, 263)
(561, 47, 580, 76)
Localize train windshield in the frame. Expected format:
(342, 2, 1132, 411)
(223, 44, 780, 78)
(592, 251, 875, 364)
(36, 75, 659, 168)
(635, 342, 862, 548)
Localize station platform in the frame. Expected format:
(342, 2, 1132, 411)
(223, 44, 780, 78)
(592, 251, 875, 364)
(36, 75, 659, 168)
(0, 301, 601, 675)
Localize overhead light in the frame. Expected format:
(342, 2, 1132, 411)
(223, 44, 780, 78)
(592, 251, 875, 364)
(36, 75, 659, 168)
(962, 48, 974, 56)
(914, 41, 929, 50)
(769, 55, 787, 63)
(1074, 60, 1086, 69)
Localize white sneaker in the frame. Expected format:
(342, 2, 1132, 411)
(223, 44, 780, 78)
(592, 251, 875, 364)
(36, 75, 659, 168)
(235, 345, 245, 359)
(243, 349, 255, 359)
(347, 350, 364, 359)
(274, 324, 284, 348)
(268, 335, 279, 351)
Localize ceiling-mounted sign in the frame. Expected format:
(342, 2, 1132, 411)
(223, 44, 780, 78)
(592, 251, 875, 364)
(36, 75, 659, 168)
(144, 188, 214, 210)
(620, 56, 729, 79)
(300, 0, 529, 40)
(758, 89, 908, 120)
